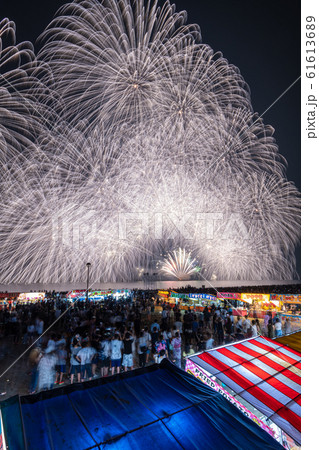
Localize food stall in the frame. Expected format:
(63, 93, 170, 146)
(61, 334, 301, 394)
(17, 292, 46, 304)
(272, 294, 301, 332)
(0, 293, 19, 310)
(168, 292, 219, 311)
(240, 293, 282, 319)
(67, 289, 132, 301)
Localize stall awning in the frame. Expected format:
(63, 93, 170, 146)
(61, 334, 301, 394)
(188, 336, 301, 445)
(0, 360, 282, 449)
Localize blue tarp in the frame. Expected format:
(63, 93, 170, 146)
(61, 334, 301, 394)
(1, 360, 283, 449)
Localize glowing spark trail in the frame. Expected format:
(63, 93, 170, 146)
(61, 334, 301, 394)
(0, 0, 300, 283)
(161, 248, 197, 281)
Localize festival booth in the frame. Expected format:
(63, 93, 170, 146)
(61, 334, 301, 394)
(67, 289, 132, 302)
(186, 336, 301, 448)
(0, 360, 282, 450)
(0, 293, 19, 310)
(241, 293, 281, 319)
(167, 291, 220, 311)
(273, 295, 301, 332)
(16, 292, 45, 304)
(217, 292, 249, 316)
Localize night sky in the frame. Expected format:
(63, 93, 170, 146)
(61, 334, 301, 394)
(2, 0, 301, 274)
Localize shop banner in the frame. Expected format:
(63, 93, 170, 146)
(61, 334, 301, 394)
(17, 292, 45, 302)
(283, 294, 301, 304)
(188, 293, 216, 301)
(217, 292, 241, 300)
(171, 293, 189, 300)
(68, 289, 130, 299)
(270, 294, 301, 304)
(158, 290, 169, 298)
(241, 293, 270, 303)
(0, 293, 19, 299)
(185, 359, 275, 439)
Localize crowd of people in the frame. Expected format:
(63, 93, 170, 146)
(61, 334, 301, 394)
(0, 290, 296, 395)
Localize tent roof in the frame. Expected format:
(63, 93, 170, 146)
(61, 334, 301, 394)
(0, 360, 282, 450)
(188, 336, 301, 445)
(275, 331, 301, 353)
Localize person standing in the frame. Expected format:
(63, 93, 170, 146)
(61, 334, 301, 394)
(285, 317, 292, 335)
(35, 316, 44, 344)
(171, 332, 182, 368)
(76, 341, 96, 381)
(110, 333, 123, 375)
(251, 320, 258, 337)
(267, 317, 274, 338)
(137, 330, 148, 368)
(122, 332, 134, 371)
(205, 333, 214, 350)
(70, 338, 81, 384)
(216, 317, 224, 345)
(225, 315, 232, 335)
(263, 313, 269, 336)
(143, 326, 152, 363)
(28, 346, 42, 394)
(242, 315, 251, 337)
(274, 318, 283, 337)
(37, 348, 57, 392)
(55, 344, 67, 385)
(100, 334, 111, 377)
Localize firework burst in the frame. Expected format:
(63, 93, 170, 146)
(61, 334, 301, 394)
(161, 248, 197, 280)
(0, 0, 300, 283)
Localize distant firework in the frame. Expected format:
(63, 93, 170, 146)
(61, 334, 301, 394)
(161, 249, 197, 281)
(0, 0, 300, 283)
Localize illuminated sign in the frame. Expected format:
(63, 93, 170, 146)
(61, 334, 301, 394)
(217, 292, 241, 300)
(17, 292, 45, 302)
(188, 293, 216, 301)
(270, 294, 301, 304)
(158, 290, 169, 297)
(171, 293, 189, 299)
(241, 293, 270, 303)
(67, 289, 131, 300)
(0, 293, 19, 299)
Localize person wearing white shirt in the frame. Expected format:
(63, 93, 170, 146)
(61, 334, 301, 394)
(205, 334, 214, 350)
(235, 317, 243, 333)
(100, 336, 111, 377)
(274, 318, 283, 337)
(76, 342, 96, 381)
(251, 320, 258, 337)
(110, 334, 123, 375)
(242, 316, 251, 335)
(138, 331, 148, 368)
(285, 318, 292, 335)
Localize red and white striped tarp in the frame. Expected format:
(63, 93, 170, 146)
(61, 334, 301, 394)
(188, 336, 301, 445)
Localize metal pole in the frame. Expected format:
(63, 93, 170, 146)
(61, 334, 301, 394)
(86, 262, 91, 302)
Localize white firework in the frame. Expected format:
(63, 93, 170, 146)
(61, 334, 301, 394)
(0, 0, 301, 283)
(161, 248, 197, 280)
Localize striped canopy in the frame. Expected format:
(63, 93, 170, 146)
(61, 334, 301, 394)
(188, 336, 301, 445)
